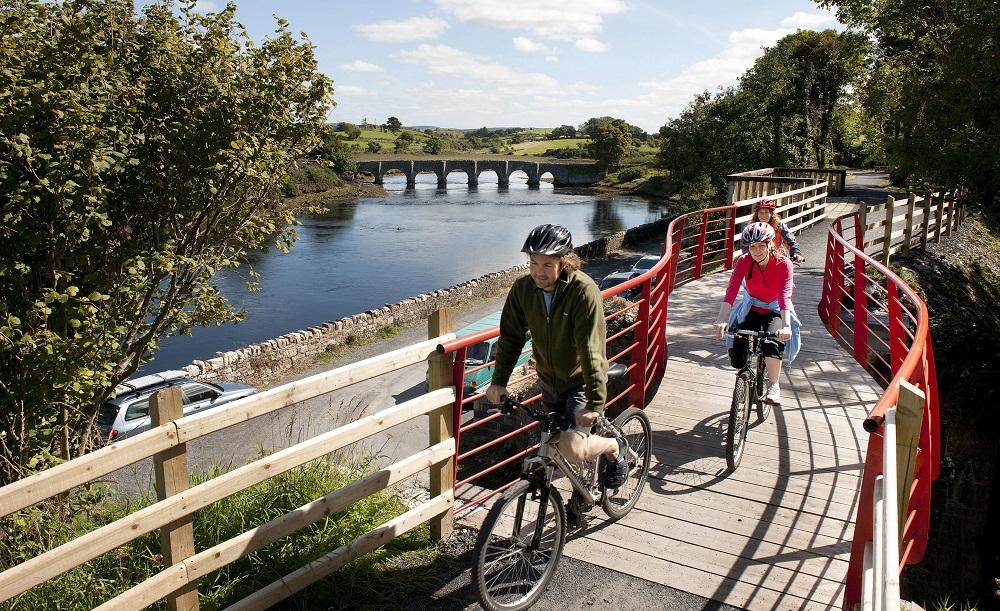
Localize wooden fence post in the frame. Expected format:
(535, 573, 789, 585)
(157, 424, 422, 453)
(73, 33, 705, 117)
(427, 308, 455, 541)
(944, 191, 954, 237)
(903, 193, 916, 257)
(895, 381, 925, 539)
(882, 195, 894, 266)
(935, 191, 945, 244)
(151, 386, 198, 611)
(921, 190, 932, 250)
(857, 201, 868, 255)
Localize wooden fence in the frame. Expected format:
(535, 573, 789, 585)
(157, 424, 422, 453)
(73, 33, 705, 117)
(856, 188, 966, 266)
(0, 326, 460, 611)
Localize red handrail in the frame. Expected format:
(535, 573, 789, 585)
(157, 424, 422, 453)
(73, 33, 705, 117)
(437, 204, 736, 513)
(818, 212, 940, 610)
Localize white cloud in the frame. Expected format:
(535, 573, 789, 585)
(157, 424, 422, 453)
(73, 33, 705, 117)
(575, 38, 609, 53)
(781, 10, 839, 29)
(353, 17, 449, 43)
(596, 24, 804, 130)
(395, 44, 559, 96)
(513, 37, 549, 53)
(545, 55, 560, 63)
(191, 1, 219, 13)
(338, 60, 385, 73)
(335, 85, 377, 96)
(435, 0, 626, 41)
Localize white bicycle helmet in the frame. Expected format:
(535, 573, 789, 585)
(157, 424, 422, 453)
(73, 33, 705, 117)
(742, 221, 776, 246)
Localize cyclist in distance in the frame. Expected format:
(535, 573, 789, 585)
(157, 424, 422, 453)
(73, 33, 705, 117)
(714, 222, 802, 404)
(486, 224, 628, 488)
(741, 198, 805, 263)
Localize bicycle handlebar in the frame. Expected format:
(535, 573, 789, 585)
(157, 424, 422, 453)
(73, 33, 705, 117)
(728, 329, 779, 339)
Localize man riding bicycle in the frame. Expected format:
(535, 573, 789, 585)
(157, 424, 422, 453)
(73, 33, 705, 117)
(486, 223, 628, 488)
(713, 222, 802, 404)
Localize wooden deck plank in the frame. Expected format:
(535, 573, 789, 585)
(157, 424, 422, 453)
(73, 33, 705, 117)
(554, 214, 879, 610)
(459, 198, 881, 610)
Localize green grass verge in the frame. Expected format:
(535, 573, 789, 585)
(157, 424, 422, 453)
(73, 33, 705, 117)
(0, 449, 444, 610)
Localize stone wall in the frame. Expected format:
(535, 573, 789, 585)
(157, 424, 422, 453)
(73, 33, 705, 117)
(183, 216, 672, 384)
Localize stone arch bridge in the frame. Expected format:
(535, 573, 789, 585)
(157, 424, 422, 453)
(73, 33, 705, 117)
(355, 159, 601, 189)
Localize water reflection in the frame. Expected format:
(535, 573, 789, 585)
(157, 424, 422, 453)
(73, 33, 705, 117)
(147, 182, 668, 372)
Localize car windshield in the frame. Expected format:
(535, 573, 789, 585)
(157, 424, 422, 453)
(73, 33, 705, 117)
(634, 257, 657, 270)
(466, 342, 491, 365)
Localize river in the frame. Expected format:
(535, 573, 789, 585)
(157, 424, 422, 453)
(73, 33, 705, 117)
(145, 171, 668, 372)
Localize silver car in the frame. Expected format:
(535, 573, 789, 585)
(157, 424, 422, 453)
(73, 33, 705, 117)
(96, 370, 256, 441)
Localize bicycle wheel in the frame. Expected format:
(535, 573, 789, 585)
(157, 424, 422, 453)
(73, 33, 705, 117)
(602, 407, 652, 520)
(726, 370, 753, 471)
(471, 480, 566, 611)
(756, 367, 772, 422)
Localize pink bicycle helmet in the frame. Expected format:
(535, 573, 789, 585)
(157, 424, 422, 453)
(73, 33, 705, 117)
(754, 198, 776, 211)
(742, 221, 776, 245)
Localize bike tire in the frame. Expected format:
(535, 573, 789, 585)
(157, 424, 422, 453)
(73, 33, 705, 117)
(471, 480, 566, 611)
(602, 407, 652, 520)
(755, 364, 772, 422)
(726, 370, 753, 471)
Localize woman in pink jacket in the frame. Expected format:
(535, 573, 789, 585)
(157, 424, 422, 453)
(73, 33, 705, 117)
(713, 222, 801, 405)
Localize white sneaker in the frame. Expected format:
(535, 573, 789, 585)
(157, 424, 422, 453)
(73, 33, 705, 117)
(765, 382, 781, 404)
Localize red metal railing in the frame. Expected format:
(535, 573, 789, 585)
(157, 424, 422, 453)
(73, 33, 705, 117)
(818, 212, 940, 610)
(437, 204, 737, 513)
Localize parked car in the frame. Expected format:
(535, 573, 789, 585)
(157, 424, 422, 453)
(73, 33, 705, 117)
(630, 255, 661, 280)
(96, 370, 256, 441)
(598, 270, 643, 300)
(436, 311, 533, 399)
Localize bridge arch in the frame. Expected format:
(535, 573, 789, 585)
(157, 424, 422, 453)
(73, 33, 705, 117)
(356, 159, 600, 189)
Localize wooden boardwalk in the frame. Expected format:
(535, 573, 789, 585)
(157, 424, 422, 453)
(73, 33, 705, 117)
(554, 199, 882, 610)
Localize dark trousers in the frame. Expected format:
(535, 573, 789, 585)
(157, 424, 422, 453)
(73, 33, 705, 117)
(729, 309, 784, 368)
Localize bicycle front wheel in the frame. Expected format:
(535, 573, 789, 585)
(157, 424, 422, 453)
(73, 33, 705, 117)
(753, 366, 771, 422)
(726, 370, 753, 471)
(471, 480, 566, 611)
(602, 407, 652, 520)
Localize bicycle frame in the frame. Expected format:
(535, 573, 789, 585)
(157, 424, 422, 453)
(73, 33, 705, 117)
(526, 417, 609, 507)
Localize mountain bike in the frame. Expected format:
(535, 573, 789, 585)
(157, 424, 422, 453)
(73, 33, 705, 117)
(726, 329, 776, 472)
(470, 367, 652, 611)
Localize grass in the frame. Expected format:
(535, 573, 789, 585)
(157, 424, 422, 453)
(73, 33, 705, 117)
(0, 448, 446, 610)
(511, 138, 588, 155)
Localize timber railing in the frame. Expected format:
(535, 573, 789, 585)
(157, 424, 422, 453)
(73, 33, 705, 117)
(818, 211, 943, 610)
(854, 188, 966, 266)
(0, 335, 458, 610)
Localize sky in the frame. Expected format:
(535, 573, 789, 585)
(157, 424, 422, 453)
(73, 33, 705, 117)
(186, 0, 842, 134)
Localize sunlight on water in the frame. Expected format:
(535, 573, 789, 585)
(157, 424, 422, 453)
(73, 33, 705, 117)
(148, 173, 667, 371)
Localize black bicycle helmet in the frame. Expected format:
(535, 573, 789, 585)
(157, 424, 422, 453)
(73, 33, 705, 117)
(521, 224, 573, 256)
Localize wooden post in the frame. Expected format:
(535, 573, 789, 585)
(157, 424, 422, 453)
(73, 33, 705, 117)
(943, 191, 953, 238)
(882, 195, 894, 266)
(427, 308, 455, 541)
(895, 381, 925, 540)
(921, 190, 932, 250)
(151, 386, 198, 611)
(857, 201, 868, 255)
(903, 193, 916, 256)
(935, 191, 945, 244)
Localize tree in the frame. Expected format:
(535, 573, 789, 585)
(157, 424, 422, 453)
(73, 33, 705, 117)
(587, 118, 634, 174)
(820, 0, 1000, 208)
(383, 116, 402, 133)
(423, 136, 446, 155)
(338, 122, 362, 140)
(0, 0, 333, 482)
(312, 130, 357, 177)
(551, 125, 577, 139)
(367, 141, 383, 154)
(394, 131, 414, 152)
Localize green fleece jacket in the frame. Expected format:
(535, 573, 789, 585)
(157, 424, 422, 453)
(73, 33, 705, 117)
(492, 269, 608, 413)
